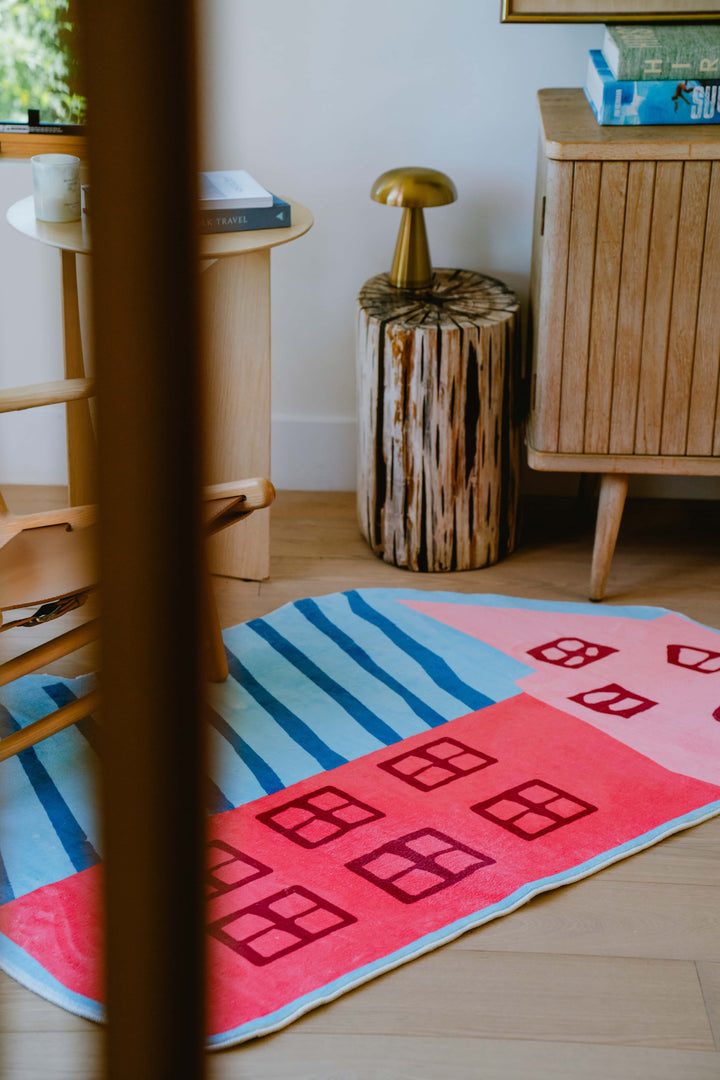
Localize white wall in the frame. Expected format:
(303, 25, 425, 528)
(2, 1, 718, 498)
(199, 0, 604, 490)
(0, 160, 68, 483)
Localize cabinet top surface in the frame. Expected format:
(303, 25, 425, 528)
(539, 88, 720, 161)
(5, 195, 313, 256)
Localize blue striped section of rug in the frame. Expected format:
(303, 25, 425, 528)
(0, 675, 101, 905)
(0, 588, 664, 906)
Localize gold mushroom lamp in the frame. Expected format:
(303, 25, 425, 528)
(370, 166, 457, 290)
(358, 167, 520, 573)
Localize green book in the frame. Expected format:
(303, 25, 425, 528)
(602, 23, 720, 81)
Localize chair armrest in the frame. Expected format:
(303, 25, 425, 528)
(0, 504, 97, 549)
(203, 477, 275, 512)
(204, 478, 275, 537)
(0, 378, 95, 414)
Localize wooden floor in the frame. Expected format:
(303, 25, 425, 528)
(2, 487, 720, 1079)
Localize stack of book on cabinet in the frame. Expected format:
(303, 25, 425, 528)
(584, 23, 720, 126)
(199, 170, 291, 234)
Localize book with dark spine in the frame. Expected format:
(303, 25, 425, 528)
(198, 194, 292, 233)
(0, 122, 85, 134)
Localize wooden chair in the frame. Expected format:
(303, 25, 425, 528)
(0, 377, 274, 763)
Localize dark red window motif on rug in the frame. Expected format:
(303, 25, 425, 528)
(471, 780, 597, 840)
(208, 885, 357, 966)
(667, 645, 720, 674)
(527, 637, 617, 669)
(256, 786, 385, 849)
(378, 737, 497, 792)
(568, 683, 656, 718)
(205, 840, 272, 900)
(345, 828, 495, 904)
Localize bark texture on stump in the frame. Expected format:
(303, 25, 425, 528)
(357, 268, 520, 572)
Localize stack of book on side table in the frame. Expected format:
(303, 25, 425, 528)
(584, 23, 720, 125)
(199, 169, 291, 234)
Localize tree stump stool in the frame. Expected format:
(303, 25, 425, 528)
(357, 268, 520, 572)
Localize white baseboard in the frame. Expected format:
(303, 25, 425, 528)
(271, 414, 357, 491)
(0, 412, 359, 492)
(3, 406, 718, 499)
(269, 415, 720, 499)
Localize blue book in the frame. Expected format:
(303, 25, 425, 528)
(199, 194, 291, 233)
(584, 49, 720, 126)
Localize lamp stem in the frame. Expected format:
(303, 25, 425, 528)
(390, 207, 432, 290)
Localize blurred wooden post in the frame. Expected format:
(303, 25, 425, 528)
(80, 2, 207, 1077)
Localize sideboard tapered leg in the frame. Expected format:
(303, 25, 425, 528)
(590, 473, 629, 602)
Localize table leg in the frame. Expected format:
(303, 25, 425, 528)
(202, 250, 271, 580)
(61, 250, 96, 505)
(589, 472, 629, 602)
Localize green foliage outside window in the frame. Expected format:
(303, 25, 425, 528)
(0, 0, 85, 124)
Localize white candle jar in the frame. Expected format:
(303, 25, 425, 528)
(31, 153, 81, 222)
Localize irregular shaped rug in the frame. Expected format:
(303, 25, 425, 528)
(1, 590, 719, 1048)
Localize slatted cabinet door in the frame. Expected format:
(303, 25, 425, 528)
(528, 151, 573, 454)
(607, 161, 653, 456)
(585, 160, 627, 455)
(688, 162, 720, 457)
(557, 161, 600, 454)
(634, 162, 683, 456)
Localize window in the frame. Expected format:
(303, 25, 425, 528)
(0, 0, 86, 156)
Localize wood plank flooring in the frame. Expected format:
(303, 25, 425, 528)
(1, 487, 719, 1078)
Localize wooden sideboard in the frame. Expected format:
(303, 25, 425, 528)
(528, 89, 720, 599)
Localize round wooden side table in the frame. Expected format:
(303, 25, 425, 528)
(6, 194, 313, 580)
(356, 268, 520, 572)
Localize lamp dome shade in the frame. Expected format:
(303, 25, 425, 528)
(370, 167, 457, 209)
